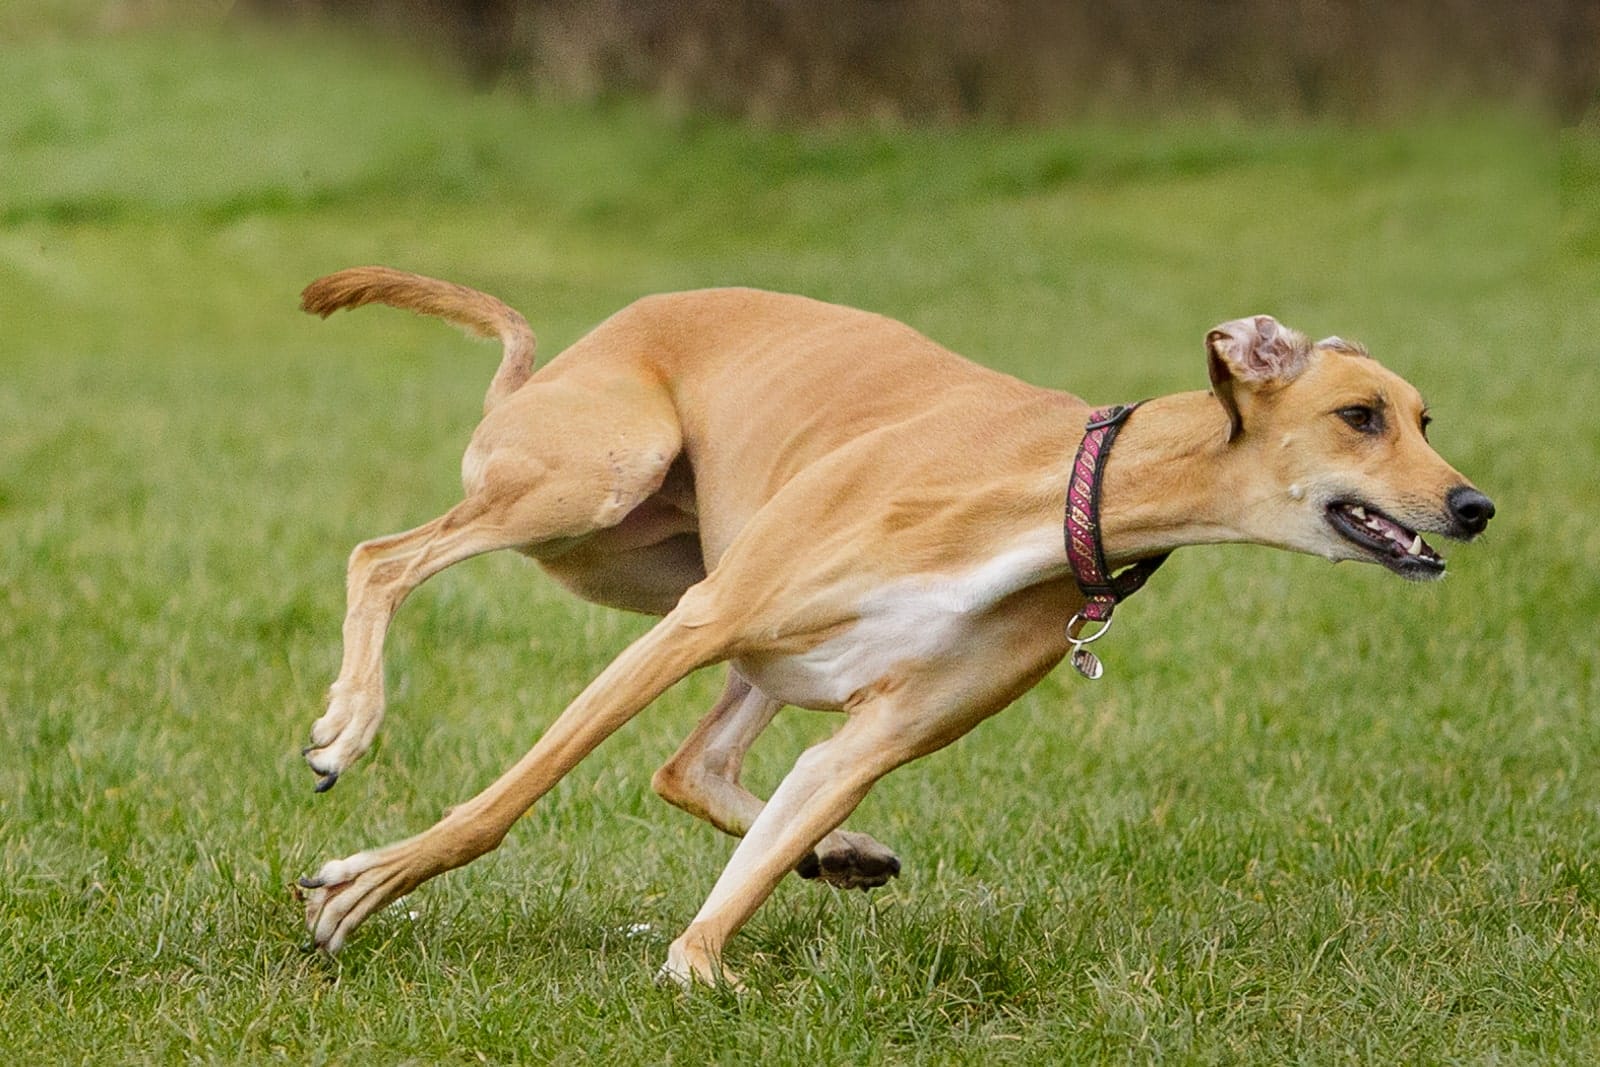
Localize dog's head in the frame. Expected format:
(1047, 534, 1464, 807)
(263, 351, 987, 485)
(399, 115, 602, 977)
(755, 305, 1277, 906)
(1206, 315, 1493, 580)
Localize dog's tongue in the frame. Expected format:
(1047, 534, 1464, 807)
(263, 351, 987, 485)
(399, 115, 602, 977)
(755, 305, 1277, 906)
(1355, 506, 1433, 558)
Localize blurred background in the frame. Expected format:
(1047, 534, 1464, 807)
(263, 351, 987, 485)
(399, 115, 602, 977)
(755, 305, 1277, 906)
(243, 0, 1599, 122)
(2, 1, 1598, 1060)
(19, 0, 1600, 122)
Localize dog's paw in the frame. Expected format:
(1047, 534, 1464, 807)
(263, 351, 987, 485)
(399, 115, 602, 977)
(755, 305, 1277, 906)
(302, 684, 385, 791)
(296, 846, 420, 953)
(658, 935, 745, 992)
(795, 829, 901, 890)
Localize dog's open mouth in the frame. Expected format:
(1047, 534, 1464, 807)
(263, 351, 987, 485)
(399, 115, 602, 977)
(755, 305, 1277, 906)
(1326, 501, 1445, 578)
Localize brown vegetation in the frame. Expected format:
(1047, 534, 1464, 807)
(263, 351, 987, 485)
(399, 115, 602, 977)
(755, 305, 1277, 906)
(249, 0, 1597, 123)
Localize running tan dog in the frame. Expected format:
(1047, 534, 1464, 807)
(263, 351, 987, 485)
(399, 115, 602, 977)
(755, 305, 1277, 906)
(293, 267, 1494, 987)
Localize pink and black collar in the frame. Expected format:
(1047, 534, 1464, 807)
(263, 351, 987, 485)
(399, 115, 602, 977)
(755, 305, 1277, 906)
(1063, 402, 1169, 676)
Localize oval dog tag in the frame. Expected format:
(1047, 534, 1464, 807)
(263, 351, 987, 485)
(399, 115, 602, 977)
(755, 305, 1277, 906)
(1066, 613, 1111, 681)
(1071, 647, 1103, 680)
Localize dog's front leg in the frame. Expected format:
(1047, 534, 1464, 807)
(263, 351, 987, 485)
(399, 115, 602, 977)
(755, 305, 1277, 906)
(658, 682, 986, 989)
(652, 668, 903, 890)
(657, 575, 1078, 989)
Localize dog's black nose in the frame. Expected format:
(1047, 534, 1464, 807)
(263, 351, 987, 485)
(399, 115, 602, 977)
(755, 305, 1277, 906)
(1447, 486, 1495, 535)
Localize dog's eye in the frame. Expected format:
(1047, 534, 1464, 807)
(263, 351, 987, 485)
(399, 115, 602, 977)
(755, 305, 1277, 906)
(1337, 406, 1382, 434)
(1420, 412, 1432, 438)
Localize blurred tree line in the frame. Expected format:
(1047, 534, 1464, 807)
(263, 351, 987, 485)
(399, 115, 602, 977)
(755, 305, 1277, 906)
(246, 0, 1597, 122)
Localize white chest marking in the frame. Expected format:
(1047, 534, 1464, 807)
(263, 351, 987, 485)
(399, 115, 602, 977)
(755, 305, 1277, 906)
(736, 532, 1068, 709)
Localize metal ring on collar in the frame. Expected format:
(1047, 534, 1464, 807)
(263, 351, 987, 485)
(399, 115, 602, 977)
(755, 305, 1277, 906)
(1066, 613, 1114, 645)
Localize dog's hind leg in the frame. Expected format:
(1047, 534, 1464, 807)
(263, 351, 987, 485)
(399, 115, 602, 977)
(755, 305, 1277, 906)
(305, 380, 685, 790)
(305, 496, 531, 791)
(651, 669, 901, 889)
(300, 603, 732, 952)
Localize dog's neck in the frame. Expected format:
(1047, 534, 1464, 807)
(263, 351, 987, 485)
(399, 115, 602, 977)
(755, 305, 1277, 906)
(1089, 390, 1251, 569)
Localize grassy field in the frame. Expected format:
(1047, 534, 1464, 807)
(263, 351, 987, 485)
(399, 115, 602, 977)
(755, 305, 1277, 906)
(3, 14, 1598, 1064)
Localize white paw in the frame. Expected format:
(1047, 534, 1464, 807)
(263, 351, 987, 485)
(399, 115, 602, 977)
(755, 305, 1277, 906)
(295, 846, 418, 953)
(302, 683, 385, 791)
(659, 937, 744, 992)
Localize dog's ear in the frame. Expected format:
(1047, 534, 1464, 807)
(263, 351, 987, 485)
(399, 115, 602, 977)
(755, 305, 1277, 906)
(1206, 315, 1311, 441)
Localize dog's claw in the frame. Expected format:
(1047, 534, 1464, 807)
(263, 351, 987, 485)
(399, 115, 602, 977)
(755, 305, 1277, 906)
(298, 844, 426, 953)
(303, 687, 385, 787)
(313, 772, 339, 793)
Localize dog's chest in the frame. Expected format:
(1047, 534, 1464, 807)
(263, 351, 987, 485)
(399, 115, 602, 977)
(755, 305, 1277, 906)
(734, 536, 1067, 710)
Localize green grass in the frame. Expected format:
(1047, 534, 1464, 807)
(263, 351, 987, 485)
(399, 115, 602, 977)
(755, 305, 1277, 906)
(3, 16, 1598, 1064)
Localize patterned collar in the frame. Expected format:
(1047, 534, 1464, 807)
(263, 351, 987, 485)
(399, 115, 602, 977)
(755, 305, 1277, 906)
(1062, 402, 1170, 678)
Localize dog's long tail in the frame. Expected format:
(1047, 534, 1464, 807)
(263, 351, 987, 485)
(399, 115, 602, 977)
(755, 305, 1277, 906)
(301, 266, 536, 412)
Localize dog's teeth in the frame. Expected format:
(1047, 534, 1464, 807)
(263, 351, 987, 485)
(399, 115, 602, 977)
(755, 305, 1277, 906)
(1351, 506, 1367, 519)
(1408, 534, 1423, 556)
